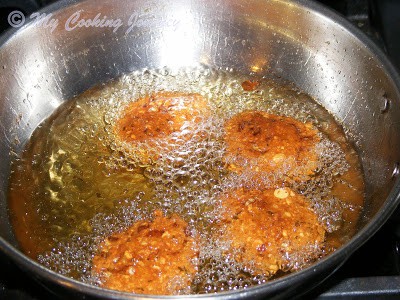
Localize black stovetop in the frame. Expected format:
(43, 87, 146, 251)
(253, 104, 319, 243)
(0, 0, 400, 299)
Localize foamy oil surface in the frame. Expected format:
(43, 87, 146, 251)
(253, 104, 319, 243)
(8, 67, 364, 293)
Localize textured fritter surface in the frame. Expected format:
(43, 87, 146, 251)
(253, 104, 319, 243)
(92, 211, 199, 295)
(115, 92, 209, 143)
(219, 188, 325, 276)
(223, 111, 320, 181)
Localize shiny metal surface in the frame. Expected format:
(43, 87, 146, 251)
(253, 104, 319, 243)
(0, 0, 400, 298)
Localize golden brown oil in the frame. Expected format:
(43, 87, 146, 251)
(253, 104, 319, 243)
(8, 67, 364, 293)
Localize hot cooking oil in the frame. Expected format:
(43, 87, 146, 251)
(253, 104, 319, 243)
(8, 66, 364, 293)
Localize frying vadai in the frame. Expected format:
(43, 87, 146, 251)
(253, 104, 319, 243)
(113, 92, 210, 164)
(92, 210, 199, 295)
(219, 187, 325, 276)
(223, 111, 320, 182)
(115, 92, 209, 143)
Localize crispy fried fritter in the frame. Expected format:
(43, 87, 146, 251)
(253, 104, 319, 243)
(115, 92, 209, 143)
(92, 211, 199, 295)
(219, 188, 325, 276)
(223, 111, 320, 181)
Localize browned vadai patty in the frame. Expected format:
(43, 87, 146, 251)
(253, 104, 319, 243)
(223, 111, 320, 181)
(92, 210, 199, 295)
(115, 92, 209, 144)
(219, 188, 325, 277)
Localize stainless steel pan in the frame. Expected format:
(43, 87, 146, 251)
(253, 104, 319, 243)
(1, 0, 400, 298)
